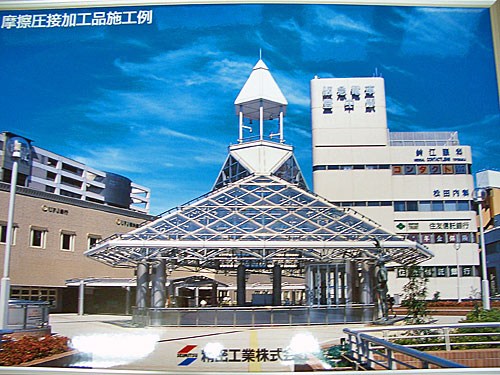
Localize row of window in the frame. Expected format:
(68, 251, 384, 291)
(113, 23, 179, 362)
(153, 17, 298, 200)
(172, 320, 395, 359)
(11, 287, 57, 306)
(0, 225, 101, 251)
(405, 232, 475, 245)
(313, 164, 471, 175)
(330, 200, 472, 212)
(396, 265, 478, 278)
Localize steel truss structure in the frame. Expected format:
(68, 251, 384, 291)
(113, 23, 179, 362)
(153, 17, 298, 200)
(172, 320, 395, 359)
(86, 173, 432, 274)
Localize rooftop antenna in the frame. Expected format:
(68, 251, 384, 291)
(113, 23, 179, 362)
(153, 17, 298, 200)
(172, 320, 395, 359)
(259, 48, 262, 60)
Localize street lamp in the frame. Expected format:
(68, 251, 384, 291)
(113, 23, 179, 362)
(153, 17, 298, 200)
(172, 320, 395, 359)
(454, 241, 461, 303)
(473, 188, 490, 310)
(0, 139, 22, 329)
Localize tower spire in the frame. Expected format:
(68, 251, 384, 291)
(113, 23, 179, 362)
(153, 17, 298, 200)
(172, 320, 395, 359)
(234, 59, 288, 143)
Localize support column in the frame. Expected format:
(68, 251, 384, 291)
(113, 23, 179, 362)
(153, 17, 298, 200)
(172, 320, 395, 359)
(306, 266, 313, 306)
(125, 286, 131, 315)
(78, 281, 84, 316)
(279, 107, 284, 142)
(239, 106, 243, 142)
(360, 262, 372, 305)
(272, 263, 282, 306)
(259, 100, 263, 140)
(211, 282, 218, 306)
(136, 262, 149, 309)
(361, 261, 374, 321)
(151, 260, 166, 308)
(237, 264, 246, 307)
(195, 287, 200, 307)
(345, 261, 353, 304)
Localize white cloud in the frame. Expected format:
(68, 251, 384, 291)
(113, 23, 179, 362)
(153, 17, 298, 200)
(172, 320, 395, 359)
(392, 7, 486, 57)
(381, 64, 415, 78)
(313, 6, 379, 36)
(386, 96, 417, 117)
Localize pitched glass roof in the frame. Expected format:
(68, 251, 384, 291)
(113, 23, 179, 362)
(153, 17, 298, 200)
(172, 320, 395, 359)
(86, 173, 432, 271)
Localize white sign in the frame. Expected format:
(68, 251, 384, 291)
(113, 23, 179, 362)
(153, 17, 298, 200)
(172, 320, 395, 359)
(1, 10, 153, 29)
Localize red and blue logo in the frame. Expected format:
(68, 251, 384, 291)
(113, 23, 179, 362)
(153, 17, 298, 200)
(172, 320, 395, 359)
(177, 345, 198, 366)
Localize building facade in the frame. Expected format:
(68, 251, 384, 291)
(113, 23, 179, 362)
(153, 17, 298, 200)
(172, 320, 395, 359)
(0, 132, 150, 213)
(0, 132, 154, 313)
(476, 169, 500, 296)
(310, 76, 480, 301)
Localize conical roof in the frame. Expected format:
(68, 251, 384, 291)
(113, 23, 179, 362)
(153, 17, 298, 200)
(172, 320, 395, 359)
(234, 59, 288, 120)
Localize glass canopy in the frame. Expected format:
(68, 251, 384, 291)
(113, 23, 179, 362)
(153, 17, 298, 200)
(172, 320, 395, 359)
(86, 173, 432, 272)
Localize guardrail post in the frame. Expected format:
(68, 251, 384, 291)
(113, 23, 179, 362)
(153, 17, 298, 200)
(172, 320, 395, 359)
(444, 327, 451, 351)
(387, 348, 393, 369)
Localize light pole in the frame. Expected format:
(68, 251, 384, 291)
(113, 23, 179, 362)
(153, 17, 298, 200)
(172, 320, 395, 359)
(473, 188, 490, 310)
(454, 241, 461, 303)
(0, 140, 22, 329)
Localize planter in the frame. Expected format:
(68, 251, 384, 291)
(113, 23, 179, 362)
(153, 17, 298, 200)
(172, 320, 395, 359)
(19, 350, 81, 367)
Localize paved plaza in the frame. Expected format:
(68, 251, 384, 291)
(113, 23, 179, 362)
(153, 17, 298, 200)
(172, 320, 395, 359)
(48, 313, 463, 372)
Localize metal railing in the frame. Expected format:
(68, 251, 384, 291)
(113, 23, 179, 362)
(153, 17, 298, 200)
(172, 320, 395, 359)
(343, 322, 500, 370)
(133, 304, 375, 327)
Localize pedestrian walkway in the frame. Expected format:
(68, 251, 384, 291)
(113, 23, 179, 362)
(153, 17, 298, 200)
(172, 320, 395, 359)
(49, 313, 463, 372)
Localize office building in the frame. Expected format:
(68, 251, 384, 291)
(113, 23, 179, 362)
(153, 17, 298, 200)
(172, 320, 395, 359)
(311, 76, 480, 300)
(476, 169, 500, 295)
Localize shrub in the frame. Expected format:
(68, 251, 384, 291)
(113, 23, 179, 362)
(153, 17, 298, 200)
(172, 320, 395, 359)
(0, 334, 70, 366)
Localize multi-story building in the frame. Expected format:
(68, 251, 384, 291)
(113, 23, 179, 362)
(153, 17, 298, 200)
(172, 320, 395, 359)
(0, 131, 150, 213)
(310, 76, 480, 301)
(0, 131, 155, 313)
(476, 169, 500, 296)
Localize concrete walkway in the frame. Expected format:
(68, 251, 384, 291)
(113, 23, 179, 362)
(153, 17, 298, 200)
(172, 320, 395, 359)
(49, 313, 463, 372)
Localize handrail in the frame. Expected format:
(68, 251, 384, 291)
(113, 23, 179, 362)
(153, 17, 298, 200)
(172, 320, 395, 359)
(354, 330, 467, 369)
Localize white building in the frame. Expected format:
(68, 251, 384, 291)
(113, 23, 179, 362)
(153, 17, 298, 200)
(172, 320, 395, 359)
(310, 76, 480, 300)
(0, 131, 150, 213)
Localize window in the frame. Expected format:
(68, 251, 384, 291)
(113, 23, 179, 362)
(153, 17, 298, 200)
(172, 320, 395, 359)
(457, 201, 470, 211)
(419, 201, 431, 211)
(394, 201, 406, 212)
(0, 224, 17, 245)
(60, 231, 75, 251)
(431, 201, 444, 211)
(397, 268, 407, 278)
(31, 228, 47, 248)
(444, 201, 457, 211)
(88, 235, 101, 249)
(406, 201, 418, 211)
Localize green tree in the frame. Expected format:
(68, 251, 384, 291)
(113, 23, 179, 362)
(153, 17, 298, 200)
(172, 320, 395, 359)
(401, 265, 430, 325)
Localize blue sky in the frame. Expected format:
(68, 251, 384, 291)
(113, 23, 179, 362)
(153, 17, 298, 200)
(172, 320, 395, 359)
(1, 3, 498, 214)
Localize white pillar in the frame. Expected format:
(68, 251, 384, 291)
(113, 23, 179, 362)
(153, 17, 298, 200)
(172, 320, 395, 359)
(478, 201, 491, 310)
(279, 107, 283, 142)
(239, 107, 243, 142)
(78, 281, 85, 316)
(151, 260, 166, 308)
(259, 100, 263, 140)
(136, 262, 149, 309)
(195, 287, 199, 307)
(0, 150, 20, 329)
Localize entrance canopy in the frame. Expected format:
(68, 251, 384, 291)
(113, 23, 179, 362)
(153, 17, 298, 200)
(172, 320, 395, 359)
(85, 173, 432, 273)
